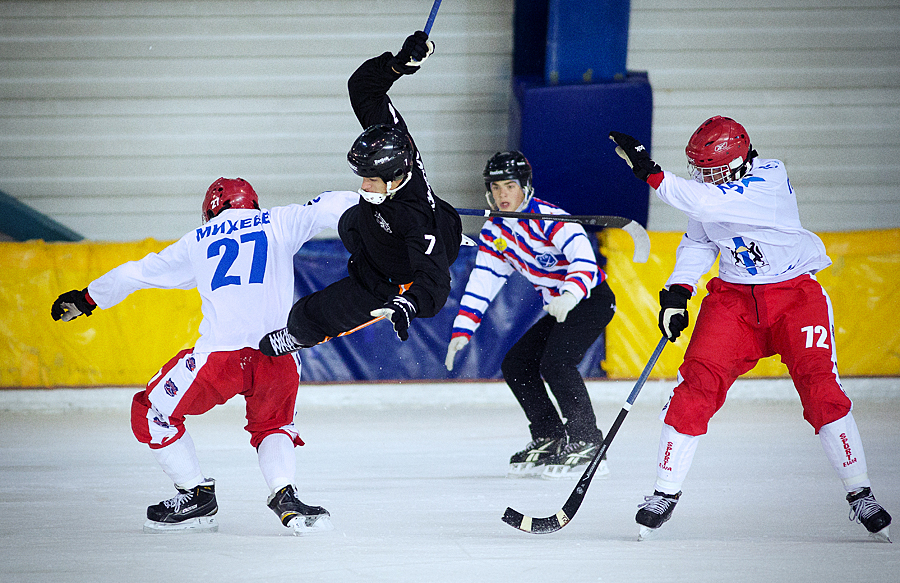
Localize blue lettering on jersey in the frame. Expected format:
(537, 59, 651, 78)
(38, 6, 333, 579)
(716, 176, 765, 196)
(195, 211, 270, 241)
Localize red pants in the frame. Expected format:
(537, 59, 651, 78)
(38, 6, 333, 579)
(664, 275, 851, 436)
(131, 347, 304, 449)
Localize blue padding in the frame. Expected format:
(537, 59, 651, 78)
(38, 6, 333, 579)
(292, 239, 607, 383)
(509, 72, 653, 226)
(545, 0, 630, 84)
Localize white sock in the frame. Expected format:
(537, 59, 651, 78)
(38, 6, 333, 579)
(152, 431, 204, 489)
(258, 433, 296, 494)
(654, 423, 700, 495)
(819, 412, 870, 491)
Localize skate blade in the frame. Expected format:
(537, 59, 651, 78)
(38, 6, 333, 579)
(637, 524, 659, 542)
(541, 460, 609, 481)
(506, 462, 544, 478)
(143, 516, 218, 534)
(870, 525, 891, 543)
(289, 514, 334, 536)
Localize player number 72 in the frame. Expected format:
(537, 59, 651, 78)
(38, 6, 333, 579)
(801, 325, 830, 349)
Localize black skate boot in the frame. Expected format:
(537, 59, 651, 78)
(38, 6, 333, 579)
(144, 478, 218, 533)
(541, 437, 608, 480)
(259, 327, 306, 357)
(636, 490, 681, 541)
(267, 484, 333, 535)
(507, 437, 566, 478)
(847, 487, 892, 542)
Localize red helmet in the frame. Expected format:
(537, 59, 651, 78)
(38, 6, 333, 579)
(685, 116, 752, 185)
(202, 177, 259, 223)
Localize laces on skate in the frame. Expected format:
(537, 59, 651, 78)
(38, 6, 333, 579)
(847, 487, 892, 543)
(262, 327, 304, 356)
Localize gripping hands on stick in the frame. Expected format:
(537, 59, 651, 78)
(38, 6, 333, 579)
(608, 131, 662, 182)
(658, 285, 692, 342)
(51, 288, 96, 322)
(391, 31, 434, 75)
(371, 295, 418, 341)
(444, 336, 469, 371)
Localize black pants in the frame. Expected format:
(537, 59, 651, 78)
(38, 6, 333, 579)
(500, 280, 616, 443)
(285, 272, 403, 347)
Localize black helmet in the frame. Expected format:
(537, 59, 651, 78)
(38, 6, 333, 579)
(483, 151, 533, 191)
(347, 124, 414, 184)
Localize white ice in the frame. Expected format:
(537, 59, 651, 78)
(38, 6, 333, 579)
(2, 378, 898, 583)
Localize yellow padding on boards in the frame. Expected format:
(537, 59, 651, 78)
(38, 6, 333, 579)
(1, 230, 898, 387)
(0, 239, 199, 387)
(600, 228, 900, 379)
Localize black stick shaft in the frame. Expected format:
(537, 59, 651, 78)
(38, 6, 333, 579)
(455, 207, 633, 229)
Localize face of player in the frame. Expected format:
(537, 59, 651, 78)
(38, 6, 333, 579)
(490, 180, 525, 211)
(361, 176, 389, 195)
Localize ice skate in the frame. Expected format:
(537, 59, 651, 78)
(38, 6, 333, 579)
(259, 327, 306, 357)
(507, 437, 565, 478)
(541, 439, 608, 480)
(267, 484, 333, 536)
(847, 487, 892, 543)
(636, 490, 681, 541)
(144, 478, 218, 533)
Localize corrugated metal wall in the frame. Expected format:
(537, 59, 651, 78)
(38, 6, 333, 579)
(1, 1, 898, 240)
(628, 0, 900, 232)
(0, 0, 514, 241)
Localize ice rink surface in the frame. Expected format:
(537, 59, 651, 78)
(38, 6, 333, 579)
(2, 378, 898, 583)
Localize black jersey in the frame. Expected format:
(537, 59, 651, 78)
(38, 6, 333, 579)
(340, 52, 461, 318)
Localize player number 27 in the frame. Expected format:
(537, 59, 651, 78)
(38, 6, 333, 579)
(801, 325, 829, 349)
(208, 231, 268, 291)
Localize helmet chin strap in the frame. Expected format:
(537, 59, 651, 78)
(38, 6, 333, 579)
(388, 172, 412, 195)
(359, 172, 412, 205)
(519, 185, 534, 209)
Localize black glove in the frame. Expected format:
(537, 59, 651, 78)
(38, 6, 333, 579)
(370, 295, 418, 341)
(609, 131, 662, 182)
(51, 288, 96, 322)
(390, 31, 434, 75)
(658, 285, 691, 342)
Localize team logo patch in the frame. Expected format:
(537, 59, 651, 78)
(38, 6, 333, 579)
(164, 378, 179, 397)
(495, 238, 507, 252)
(185, 356, 196, 372)
(152, 415, 171, 428)
(536, 252, 558, 268)
(374, 211, 392, 233)
(730, 237, 768, 275)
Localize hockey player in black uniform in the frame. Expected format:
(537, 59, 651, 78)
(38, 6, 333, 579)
(260, 31, 462, 355)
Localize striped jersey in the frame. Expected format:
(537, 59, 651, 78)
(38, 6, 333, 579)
(451, 197, 603, 340)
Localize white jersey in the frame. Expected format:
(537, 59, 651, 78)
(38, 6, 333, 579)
(656, 158, 831, 289)
(451, 197, 601, 340)
(88, 191, 359, 353)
